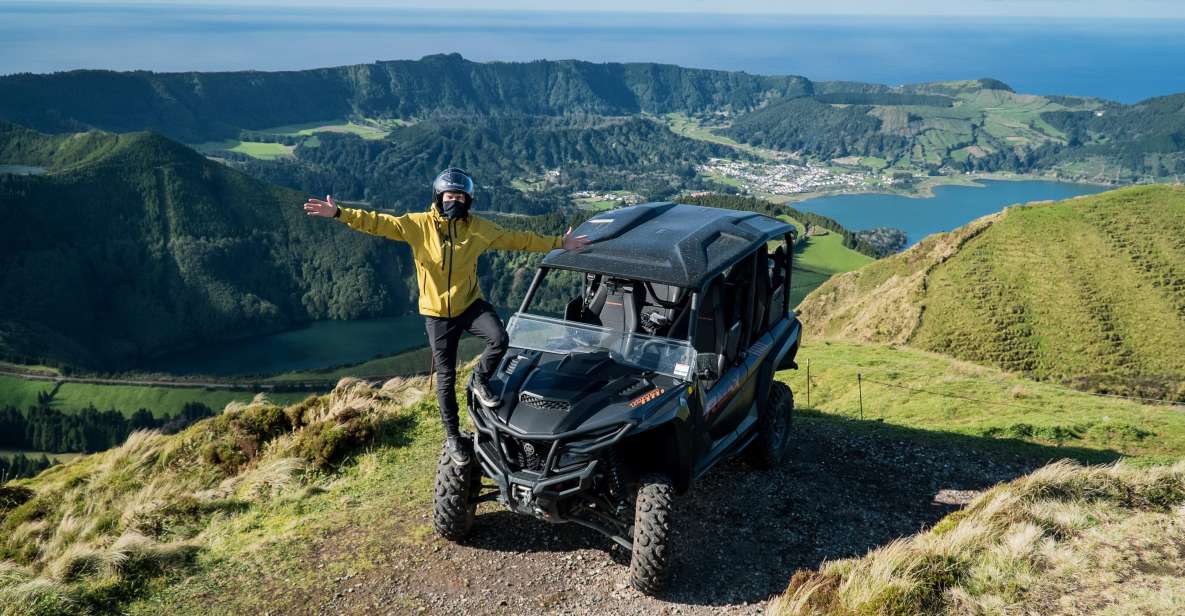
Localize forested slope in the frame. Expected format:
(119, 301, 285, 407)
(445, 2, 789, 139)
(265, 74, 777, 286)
(0, 122, 414, 369)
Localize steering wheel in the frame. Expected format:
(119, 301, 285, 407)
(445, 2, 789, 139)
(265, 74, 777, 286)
(635, 338, 668, 359)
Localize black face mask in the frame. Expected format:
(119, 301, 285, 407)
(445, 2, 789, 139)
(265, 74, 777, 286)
(439, 198, 470, 220)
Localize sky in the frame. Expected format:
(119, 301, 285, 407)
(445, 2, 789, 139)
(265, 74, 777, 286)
(23, 0, 1185, 19)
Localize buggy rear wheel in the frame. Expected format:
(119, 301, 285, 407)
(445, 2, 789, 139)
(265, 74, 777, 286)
(629, 473, 674, 595)
(432, 437, 480, 541)
(745, 380, 794, 469)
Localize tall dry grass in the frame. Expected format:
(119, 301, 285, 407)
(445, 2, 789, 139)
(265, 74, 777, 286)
(772, 460, 1185, 616)
(0, 377, 427, 616)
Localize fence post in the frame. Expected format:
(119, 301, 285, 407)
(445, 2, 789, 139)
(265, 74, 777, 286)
(857, 373, 864, 421)
(806, 359, 811, 408)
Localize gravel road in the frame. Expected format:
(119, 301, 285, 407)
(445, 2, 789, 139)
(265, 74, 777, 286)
(313, 414, 1050, 615)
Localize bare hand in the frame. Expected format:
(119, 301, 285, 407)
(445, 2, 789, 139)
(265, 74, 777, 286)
(561, 226, 591, 251)
(303, 194, 339, 218)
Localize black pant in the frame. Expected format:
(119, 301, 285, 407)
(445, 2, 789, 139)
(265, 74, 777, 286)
(424, 298, 508, 439)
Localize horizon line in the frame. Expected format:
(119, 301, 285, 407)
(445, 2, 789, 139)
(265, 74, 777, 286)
(6, 1, 1185, 20)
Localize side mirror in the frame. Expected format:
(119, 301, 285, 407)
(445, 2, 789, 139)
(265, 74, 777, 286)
(695, 353, 720, 381)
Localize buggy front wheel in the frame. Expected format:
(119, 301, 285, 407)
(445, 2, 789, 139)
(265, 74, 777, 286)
(432, 438, 480, 541)
(629, 473, 674, 595)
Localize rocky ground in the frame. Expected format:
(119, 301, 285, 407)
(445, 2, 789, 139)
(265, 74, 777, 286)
(310, 414, 1050, 616)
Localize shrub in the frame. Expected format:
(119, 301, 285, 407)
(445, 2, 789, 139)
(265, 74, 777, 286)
(0, 486, 34, 515)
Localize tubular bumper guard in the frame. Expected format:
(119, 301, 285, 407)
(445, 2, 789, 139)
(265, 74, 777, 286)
(468, 404, 633, 520)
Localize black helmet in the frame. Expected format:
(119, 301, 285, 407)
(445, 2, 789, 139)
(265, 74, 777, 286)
(432, 167, 474, 206)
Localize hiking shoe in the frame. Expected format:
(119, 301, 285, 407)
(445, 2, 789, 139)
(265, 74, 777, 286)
(445, 435, 471, 466)
(470, 373, 500, 408)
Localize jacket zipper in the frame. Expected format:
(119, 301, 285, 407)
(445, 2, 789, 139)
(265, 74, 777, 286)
(446, 219, 455, 318)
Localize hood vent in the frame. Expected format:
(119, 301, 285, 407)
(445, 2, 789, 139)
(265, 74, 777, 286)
(519, 391, 571, 412)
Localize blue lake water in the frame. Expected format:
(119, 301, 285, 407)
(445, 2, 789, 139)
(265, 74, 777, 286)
(793, 180, 1109, 246)
(1, 4, 1184, 102)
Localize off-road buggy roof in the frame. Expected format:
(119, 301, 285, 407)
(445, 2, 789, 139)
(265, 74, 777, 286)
(542, 202, 795, 288)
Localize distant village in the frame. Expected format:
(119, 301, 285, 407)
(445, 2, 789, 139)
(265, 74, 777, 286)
(697, 158, 871, 195)
(570, 190, 644, 205)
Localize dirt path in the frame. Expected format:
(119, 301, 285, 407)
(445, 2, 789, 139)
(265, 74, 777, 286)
(309, 415, 1048, 615)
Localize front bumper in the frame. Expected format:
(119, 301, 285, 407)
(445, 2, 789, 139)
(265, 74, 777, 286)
(468, 401, 632, 521)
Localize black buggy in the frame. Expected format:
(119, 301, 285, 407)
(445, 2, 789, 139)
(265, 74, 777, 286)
(433, 202, 801, 594)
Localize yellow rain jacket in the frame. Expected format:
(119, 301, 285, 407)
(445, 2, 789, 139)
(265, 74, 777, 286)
(336, 205, 562, 318)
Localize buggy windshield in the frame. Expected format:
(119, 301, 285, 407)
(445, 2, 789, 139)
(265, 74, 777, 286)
(506, 313, 695, 380)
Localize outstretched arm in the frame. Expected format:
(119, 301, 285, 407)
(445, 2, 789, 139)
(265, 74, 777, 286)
(561, 227, 591, 251)
(303, 194, 341, 218)
(304, 194, 411, 242)
(486, 221, 590, 253)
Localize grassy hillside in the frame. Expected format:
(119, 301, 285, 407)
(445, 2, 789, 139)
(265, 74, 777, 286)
(720, 80, 1185, 181)
(779, 217, 874, 306)
(786, 340, 1185, 465)
(794, 230, 875, 275)
(0, 377, 436, 616)
(772, 459, 1185, 616)
(2, 341, 1183, 614)
(799, 184, 1185, 400)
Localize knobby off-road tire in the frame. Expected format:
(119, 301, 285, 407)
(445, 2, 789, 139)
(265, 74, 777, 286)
(629, 473, 675, 595)
(745, 380, 794, 469)
(432, 440, 480, 541)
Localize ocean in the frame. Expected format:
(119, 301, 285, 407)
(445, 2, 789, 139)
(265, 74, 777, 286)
(2, 3, 1185, 102)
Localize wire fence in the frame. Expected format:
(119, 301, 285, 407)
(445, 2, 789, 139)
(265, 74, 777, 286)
(798, 358, 1185, 423)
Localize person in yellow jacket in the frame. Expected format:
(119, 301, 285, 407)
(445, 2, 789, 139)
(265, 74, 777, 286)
(303, 168, 589, 464)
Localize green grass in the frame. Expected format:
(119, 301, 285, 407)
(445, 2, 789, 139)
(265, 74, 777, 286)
(789, 267, 832, 307)
(190, 140, 294, 160)
(125, 383, 447, 615)
(703, 172, 744, 189)
(0, 377, 442, 615)
(798, 88, 1086, 170)
(774, 215, 874, 305)
(793, 231, 874, 275)
(0, 376, 52, 412)
(257, 119, 394, 141)
(575, 199, 618, 211)
(913, 185, 1185, 396)
(0, 450, 81, 463)
(0, 375, 308, 417)
(773, 458, 1185, 615)
(511, 177, 547, 192)
(5, 335, 1184, 614)
(800, 184, 1185, 401)
(859, 156, 888, 171)
(225, 141, 293, 159)
(662, 112, 783, 159)
(53, 383, 309, 417)
(782, 339, 1185, 464)
(664, 112, 744, 147)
